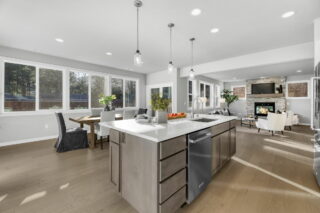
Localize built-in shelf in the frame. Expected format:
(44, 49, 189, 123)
(247, 93, 285, 98)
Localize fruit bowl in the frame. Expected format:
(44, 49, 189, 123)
(167, 112, 187, 120)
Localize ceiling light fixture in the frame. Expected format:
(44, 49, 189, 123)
(55, 38, 64, 43)
(105, 52, 112, 56)
(297, 70, 302, 73)
(189, 38, 195, 79)
(210, 28, 220, 34)
(282, 11, 295, 18)
(191, 8, 201, 16)
(133, 0, 143, 66)
(167, 23, 175, 73)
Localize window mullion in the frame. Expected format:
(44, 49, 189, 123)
(88, 74, 91, 109)
(35, 67, 39, 111)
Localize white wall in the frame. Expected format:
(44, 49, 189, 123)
(224, 81, 247, 116)
(0, 46, 146, 146)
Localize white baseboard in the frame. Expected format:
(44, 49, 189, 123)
(298, 123, 310, 126)
(0, 135, 58, 147)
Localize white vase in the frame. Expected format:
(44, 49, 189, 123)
(156, 110, 167, 124)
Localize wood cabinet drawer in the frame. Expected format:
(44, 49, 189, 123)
(230, 120, 237, 128)
(159, 186, 186, 213)
(110, 129, 119, 144)
(159, 150, 186, 181)
(211, 122, 229, 136)
(159, 169, 186, 203)
(160, 136, 186, 160)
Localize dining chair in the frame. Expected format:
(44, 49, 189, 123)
(54, 112, 89, 152)
(96, 111, 115, 149)
(123, 110, 136, 119)
(134, 108, 147, 117)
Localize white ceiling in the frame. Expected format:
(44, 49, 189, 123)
(204, 59, 314, 82)
(0, 0, 319, 73)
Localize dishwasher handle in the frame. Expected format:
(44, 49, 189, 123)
(189, 133, 212, 144)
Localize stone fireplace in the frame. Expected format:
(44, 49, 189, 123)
(246, 77, 286, 116)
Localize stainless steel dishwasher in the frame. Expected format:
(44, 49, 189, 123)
(187, 128, 212, 203)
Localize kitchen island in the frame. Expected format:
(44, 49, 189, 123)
(100, 114, 237, 213)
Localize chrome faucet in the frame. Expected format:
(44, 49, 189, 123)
(191, 96, 199, 119)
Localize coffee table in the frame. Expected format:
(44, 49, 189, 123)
(241, 117, 256, 128)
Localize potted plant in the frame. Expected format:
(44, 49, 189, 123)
(99, 94, 116, 111)
(221, 89, 239, 115)
(151, 94, 171, 123)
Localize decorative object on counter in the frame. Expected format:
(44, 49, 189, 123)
(167, 23, 175, 73)
(221, 89, 239, 115)
(151, 94, 171, 123)
(189, 37, 196, 79)
(98, 94, 116, 111)
(168, 112, 187, 120)
(135, 114, 151, 123)
(133, 0, 143, 66)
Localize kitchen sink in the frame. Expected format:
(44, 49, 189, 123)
(191, 118, 218, 123)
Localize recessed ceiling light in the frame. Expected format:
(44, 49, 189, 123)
(210, 28, 220, 34)
(282, 11, 295, 18)
(105, 52, 112, 56)
(297, 70, 302, 73)
(260, 76, 266, 78)
(55, 38, 64, 43)
(191, 8, 202, 16)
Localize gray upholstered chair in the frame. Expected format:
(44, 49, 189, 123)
(54, 112, 89, 152)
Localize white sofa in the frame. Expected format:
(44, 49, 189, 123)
(256, 112, 287, 135)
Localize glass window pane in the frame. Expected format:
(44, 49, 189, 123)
(70, 71, 88, 109)
(39, 68, 63, 109)
(188, 81, 192, 94)
(125, 80, 136, 107)
(205, 85, 210, 107)
(111, 78, 123, 108)
(91, 76, 105, 108)
(4, 62, 36, 112)
(200, 83, 204, 97)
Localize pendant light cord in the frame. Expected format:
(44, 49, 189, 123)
(191, 39, 194, 69)
(170, 27, 172, 61)
(137, 7, 139, 50)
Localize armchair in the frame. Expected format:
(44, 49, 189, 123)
(256, 112, 287, 136)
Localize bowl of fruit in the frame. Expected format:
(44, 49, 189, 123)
(167, 112, 187, 120)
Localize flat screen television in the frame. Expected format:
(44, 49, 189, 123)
(252, 83, 275, 94)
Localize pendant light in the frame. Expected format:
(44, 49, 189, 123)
(134, 0, 143, 66)
(189, 38, 195, 79)
(167, 23, 175, 73)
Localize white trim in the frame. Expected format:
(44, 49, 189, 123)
(215, 84, 221, 108)
(286, 80, 310, 99)
(0, 135, 58, 147)
(0, 58, 4, 113)
(231, 85, 246, 100)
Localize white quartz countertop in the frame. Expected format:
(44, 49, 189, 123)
(100, 114, 237, 143)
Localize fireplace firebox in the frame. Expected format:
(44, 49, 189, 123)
(254, 102, 275, 116)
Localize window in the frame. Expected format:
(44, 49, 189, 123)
(69, 71, 89, 109)
(91, 76, 105, 108)
(200, 82, 211, 107)
(215, 85, 221, 107)
(4, 62, 36, 112)
(111, 78, 123, 108)
(39, 68, 63, 109)
(188, 80, 193, 108)
(125, 80, 136, 107)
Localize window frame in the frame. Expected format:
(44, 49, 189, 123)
(199, 81, 213, 108)
(187, 80, 195, 110)
(215, 84, 221, 108)
(109, 74, 139, 110)
(0, 57, 140, 116)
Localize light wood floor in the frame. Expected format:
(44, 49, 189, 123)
(1, 124, 319, 213)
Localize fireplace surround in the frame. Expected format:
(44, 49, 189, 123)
(254, 102, 275, 116)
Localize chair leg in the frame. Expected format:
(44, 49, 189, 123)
(281, 131, 284, 135)
(100, 136, 103, 150)
(258, 128, 260, 133)
(289, 126, 292, 131)
(272, 131, 274, 136)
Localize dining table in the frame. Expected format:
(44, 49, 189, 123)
(69, 113, 123, 148)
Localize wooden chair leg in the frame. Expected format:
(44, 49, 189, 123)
(281, 131, 284, 135)
(100, 136, 103, 149)
(272, 131, 274, 136)
(258, 128, 260, 133)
